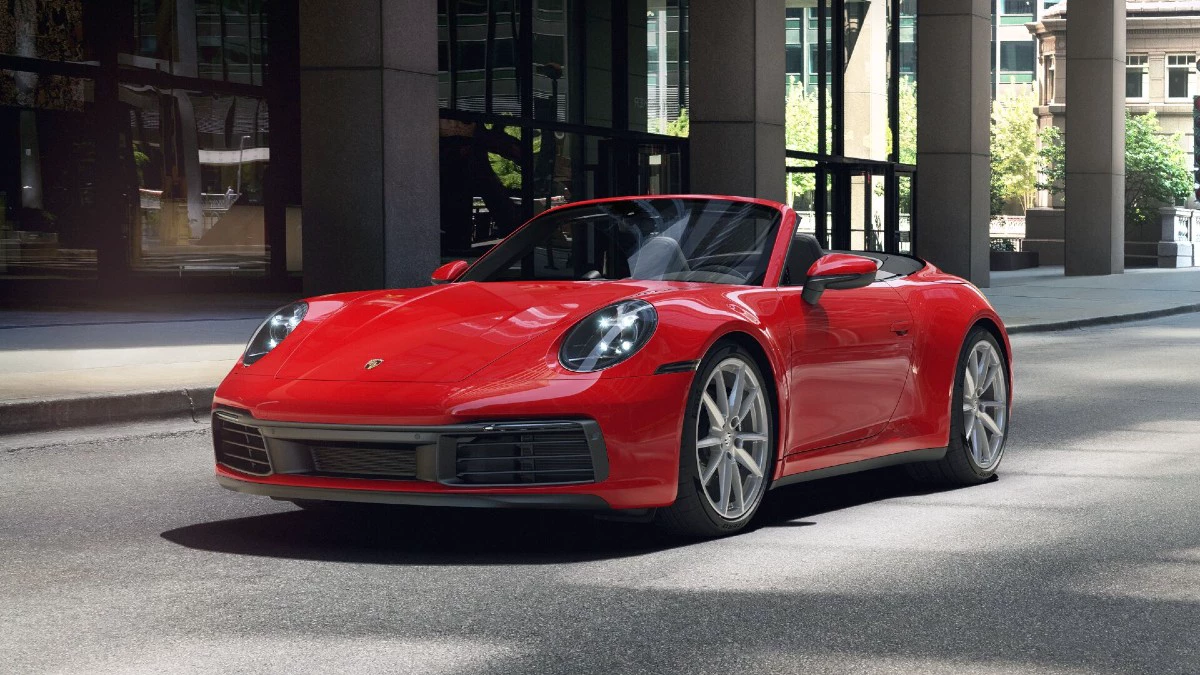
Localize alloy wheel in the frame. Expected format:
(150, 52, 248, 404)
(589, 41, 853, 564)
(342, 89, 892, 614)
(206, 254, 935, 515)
(962, 340, 1008, 470)
(695, 356, 771, 520)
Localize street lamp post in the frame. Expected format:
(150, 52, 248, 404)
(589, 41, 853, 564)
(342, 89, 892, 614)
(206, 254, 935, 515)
(235, 134, 252, 199)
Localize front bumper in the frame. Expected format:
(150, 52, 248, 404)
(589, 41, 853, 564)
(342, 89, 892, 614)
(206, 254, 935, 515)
(214, 408, 608, 484)
(217, 475, 610, 509)
(211, 371, 693, 509)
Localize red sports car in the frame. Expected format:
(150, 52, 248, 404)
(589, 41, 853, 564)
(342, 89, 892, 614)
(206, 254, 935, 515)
(213, 195, 1012, 537)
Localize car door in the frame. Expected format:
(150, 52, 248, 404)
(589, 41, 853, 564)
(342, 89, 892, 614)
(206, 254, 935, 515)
(780, 277, 915, 454)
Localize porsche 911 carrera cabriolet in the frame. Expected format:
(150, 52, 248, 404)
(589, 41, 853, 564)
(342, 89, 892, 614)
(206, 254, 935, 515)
(212, 195, 1012, 537)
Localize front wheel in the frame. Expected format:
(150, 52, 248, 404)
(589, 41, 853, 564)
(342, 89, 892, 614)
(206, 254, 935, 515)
(657, 343, 775, 538)
(908, 327, 1011, 485)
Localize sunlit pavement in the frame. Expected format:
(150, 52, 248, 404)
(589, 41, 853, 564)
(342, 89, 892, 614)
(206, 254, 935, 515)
(2, 315, 1199, 674)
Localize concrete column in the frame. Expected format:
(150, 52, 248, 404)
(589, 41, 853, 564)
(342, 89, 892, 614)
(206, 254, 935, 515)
(915, 0, 991, 287)
(688, 0, 785, 203)
(844, 2, 889, 161)
(299, 0, 441, 294)
(1064, 1, 1125, 276)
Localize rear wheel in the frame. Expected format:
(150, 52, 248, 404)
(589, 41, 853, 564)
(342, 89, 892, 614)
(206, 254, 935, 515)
(908, 327, 1010, 485)
(657, 343, 775, 538)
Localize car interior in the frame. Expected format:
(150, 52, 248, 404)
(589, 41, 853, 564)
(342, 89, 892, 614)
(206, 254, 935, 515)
(780, 232, 925, 286)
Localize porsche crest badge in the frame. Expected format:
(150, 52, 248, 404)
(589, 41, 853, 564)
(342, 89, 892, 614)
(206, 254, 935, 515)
(364, 359, 384, 370)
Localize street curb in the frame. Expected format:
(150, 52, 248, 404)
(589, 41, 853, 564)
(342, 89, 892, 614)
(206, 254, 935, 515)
(1006, 302, 1200, 334)
(0, 387, 215, 436)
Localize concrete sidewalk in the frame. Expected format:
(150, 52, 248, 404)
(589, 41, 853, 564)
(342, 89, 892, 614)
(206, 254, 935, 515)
(988, 266, 1200, 332)
(4, 268, 1200, 433)
(0, 295, 292, 433)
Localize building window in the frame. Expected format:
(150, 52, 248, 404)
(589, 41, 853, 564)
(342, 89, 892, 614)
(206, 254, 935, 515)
(808, 42, 832, 77)
(1167, 54, 1193, 100)
(900, 41, 916, 77)
(1043, 54, 1055, 104)
(786, 17, 802, 45)
(1000, 42, 1035, 73)
(1127, 55, 1149, 100)
(1002, 0, 1034, 15)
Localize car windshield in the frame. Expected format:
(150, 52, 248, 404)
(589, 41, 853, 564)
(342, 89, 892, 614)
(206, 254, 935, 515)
(459, 198, 783, 285)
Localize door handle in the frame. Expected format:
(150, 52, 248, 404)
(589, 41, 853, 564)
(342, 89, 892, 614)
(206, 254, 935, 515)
(891, 320, 912, 336)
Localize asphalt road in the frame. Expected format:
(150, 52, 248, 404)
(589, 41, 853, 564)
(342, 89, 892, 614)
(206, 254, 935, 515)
(3, 315, 1200, 674)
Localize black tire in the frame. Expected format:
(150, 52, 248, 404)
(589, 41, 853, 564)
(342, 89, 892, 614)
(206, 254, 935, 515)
(656, 342, 776, 538)
(907, 327, 1010, 486)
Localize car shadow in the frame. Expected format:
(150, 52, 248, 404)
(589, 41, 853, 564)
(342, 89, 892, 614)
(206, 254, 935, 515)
(161, 503, 683, 565)
(754, 466, 973, 528)
(162, 467, 972, 565)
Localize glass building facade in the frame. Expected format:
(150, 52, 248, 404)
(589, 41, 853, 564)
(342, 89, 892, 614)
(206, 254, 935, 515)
(435, 0, 690, 257)
(782, 0, 917, 254)
(0, 0, 918, 297)
(0, 0, 297, 293)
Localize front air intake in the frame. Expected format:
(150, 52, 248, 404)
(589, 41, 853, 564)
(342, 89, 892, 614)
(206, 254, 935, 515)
(453, 429, 595, 485)
(213, 415, 272, 476)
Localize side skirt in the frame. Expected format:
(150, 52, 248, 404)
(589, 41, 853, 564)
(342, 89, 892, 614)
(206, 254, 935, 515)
(769, 447, 947, 490)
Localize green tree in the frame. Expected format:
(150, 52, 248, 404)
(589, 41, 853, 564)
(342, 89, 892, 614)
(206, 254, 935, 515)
(489, 126, 530, 190)
(897, 77, 917, 166)
(785, 82, 820, 206)
(649, 108, 689, 137)
(990, 91, 1039, 214)
(1125, 111, 1193, 231)
(1037, 111, 1192, 233)
(1036, 125, 1065, 200)
(897, 78, 917, 212)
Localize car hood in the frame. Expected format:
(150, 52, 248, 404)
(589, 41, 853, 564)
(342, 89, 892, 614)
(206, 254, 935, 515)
(274, 281, 661, 383)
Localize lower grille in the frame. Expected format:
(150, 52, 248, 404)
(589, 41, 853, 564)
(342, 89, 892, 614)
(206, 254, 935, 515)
(212, 409, 605, 486)
(454, 429, 595, 485)
(214, 417, 272, 476)
(305, 443, 418, 479)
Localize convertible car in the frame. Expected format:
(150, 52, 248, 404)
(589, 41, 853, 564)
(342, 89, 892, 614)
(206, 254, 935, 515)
(212, 195, 1012, 537)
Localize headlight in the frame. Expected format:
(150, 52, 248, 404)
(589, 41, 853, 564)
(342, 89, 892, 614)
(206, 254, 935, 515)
(559, 300, 658, 372)
(243, 302, 307, 366)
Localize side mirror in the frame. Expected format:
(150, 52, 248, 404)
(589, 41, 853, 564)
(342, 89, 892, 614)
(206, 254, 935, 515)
(431, 260, 470, 285)
(802, 253, 880, 305)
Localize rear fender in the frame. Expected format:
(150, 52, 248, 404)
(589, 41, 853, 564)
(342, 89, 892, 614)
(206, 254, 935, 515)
(887, 273, 1009, 448)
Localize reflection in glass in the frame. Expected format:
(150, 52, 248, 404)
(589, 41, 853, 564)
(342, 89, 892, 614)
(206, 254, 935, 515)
(0, 71, 97, 277)
(532, 0, 569, 122)
(439, 119, 525, 255)
(124, 0, 268, 83)
(122, 84, 269, 274)
(531, 127, 573, 216)
(0, 0, 89, 62)
(438, 0, 521, 113)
